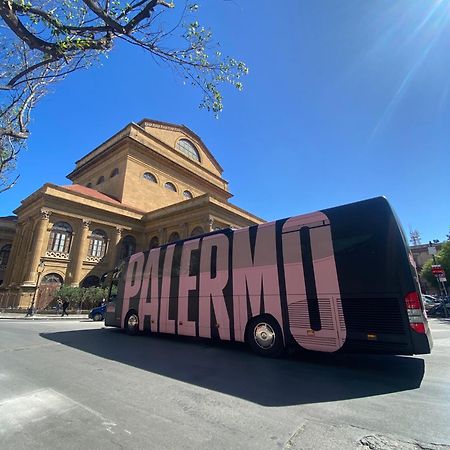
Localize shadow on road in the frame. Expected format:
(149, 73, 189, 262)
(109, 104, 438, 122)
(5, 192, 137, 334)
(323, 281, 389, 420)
(41, 328, 425, 407)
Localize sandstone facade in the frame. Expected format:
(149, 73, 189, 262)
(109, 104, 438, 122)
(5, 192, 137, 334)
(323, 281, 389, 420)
(0, 119, 263, 309)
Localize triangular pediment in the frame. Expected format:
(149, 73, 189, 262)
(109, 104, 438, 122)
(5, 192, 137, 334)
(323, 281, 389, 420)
(136, 118, 224, 176)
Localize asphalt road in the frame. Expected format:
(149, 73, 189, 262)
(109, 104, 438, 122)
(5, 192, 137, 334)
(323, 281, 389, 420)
(0, 318, 449, 450)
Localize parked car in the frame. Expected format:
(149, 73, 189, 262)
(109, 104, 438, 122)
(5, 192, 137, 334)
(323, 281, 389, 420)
(89, 304, 106, 321)
(422, 295, 438, 311)
(427, 297, 450, 317)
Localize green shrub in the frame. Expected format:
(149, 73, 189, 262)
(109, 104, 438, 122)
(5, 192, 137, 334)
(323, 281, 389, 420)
(55, 286, 112, 310)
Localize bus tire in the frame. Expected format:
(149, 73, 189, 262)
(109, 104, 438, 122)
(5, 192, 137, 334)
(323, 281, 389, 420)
(246, 315, 284, 357)
(124, 310, 139, 335)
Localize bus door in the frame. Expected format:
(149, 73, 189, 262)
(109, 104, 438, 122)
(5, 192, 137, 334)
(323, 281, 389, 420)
(282, 212, 347, 352)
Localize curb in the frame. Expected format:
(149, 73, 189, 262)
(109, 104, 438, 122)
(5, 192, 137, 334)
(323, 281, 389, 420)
(0, 315, 89, 321)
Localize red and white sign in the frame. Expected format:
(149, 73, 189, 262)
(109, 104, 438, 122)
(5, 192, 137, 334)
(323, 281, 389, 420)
(432, 265, 445, 275)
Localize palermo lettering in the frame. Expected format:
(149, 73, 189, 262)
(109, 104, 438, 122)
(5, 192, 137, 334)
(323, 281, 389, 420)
(198, 233, 230, 340)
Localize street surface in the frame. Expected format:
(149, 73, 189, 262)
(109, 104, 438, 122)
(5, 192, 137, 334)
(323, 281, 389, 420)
(0, 318, 449, 450)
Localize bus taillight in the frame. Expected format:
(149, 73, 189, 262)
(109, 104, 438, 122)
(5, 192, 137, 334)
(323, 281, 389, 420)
(404, 292, 426, 334)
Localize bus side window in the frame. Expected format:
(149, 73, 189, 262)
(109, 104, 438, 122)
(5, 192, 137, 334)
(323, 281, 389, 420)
(108, 265, 123, 302)
(109, 280, 118, 302)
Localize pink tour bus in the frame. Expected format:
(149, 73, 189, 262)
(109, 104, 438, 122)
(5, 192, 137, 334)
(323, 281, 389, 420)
(105, 197, 432, 357)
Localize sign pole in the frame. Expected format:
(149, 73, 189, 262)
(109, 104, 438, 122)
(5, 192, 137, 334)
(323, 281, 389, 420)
(429, 242, 448, 318)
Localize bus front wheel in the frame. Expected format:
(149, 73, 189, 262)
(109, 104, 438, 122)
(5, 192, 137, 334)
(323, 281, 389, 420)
(246, 315, 284, 357)
(125, 311, 139, 335)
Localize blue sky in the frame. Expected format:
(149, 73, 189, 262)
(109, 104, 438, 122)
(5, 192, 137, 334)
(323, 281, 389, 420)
(1, 0, 449, 243)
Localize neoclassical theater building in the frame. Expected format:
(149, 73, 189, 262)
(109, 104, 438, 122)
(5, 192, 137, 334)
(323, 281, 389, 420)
(0, 119, 263, 309)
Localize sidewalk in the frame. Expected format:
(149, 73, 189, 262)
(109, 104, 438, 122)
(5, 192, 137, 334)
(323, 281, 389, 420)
(0, 312, 89, 320)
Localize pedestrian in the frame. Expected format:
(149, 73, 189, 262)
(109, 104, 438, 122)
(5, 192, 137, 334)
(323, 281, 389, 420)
(61, 299, 69, 317)
(56, 299, 61, 315)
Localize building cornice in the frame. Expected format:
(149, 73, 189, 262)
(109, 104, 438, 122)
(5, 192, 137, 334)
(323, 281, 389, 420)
(14, 183, 145, 221)
(67, 125, 132, 179)
(142, 193, 264, 225)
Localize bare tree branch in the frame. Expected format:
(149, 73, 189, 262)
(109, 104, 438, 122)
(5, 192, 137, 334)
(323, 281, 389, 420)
(0, 0, 248, 193)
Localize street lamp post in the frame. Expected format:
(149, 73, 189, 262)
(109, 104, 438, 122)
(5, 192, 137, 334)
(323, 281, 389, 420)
(27, 261, 45, 317)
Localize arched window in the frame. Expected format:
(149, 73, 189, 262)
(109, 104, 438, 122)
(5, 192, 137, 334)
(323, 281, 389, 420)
(41, 273, 63, 286)
(88, 229, 108, 258)
(96, 176, 105, 185)
(190, 227, 204, 237)
(164, 182, 177, 192)
(87, 183, 92, 188)
(110, 168, 119, 178)
(183, 190, 193, 200)
(176, 139, 200, 162)
(48, 222, 73, 253)
(0, 244, 12, 267)
(81, 275, 100, 288)
(119, 235, 136, 261)
(168, 232, 180, 243)
(143, 172, 157, 183)
(149, 236, 160, 249)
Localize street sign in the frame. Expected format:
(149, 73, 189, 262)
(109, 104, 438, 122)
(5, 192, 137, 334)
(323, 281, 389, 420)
(432, 265, 445, 275)
(433, 271, 445, 276)
(438, 277, 447, 282)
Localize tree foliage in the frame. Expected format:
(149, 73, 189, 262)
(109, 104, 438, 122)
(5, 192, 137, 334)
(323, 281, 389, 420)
(420, 240, 450, 290)
(56, 285, 115, 309)
(0, 0, 248, 191)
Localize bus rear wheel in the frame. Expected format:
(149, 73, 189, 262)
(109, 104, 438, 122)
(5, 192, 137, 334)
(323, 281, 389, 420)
(246, 315, 284, 357)
(125, 311, 139, 335)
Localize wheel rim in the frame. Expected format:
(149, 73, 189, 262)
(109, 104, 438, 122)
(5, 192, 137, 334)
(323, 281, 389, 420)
(127, 314, 138, 330)
(254, 322, 275, 349)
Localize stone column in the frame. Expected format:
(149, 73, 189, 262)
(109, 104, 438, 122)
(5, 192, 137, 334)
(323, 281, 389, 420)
(207, 217, 215, 232)
(108, 227, 123, 269)
(3, 222, 23, 286)
(22, 210, 52, 286)
(159, 228, 166, 245)
(135, 232, 146, 253)
(18, 219, 34, 284)
(182, 222, 189, 239)
(144, 233, 151, 251)
(70, 220, 91, 287)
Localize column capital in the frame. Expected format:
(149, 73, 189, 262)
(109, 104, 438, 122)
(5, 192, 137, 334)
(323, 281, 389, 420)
(82, 219, 91, 229)
(40, 209, 52, 220)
